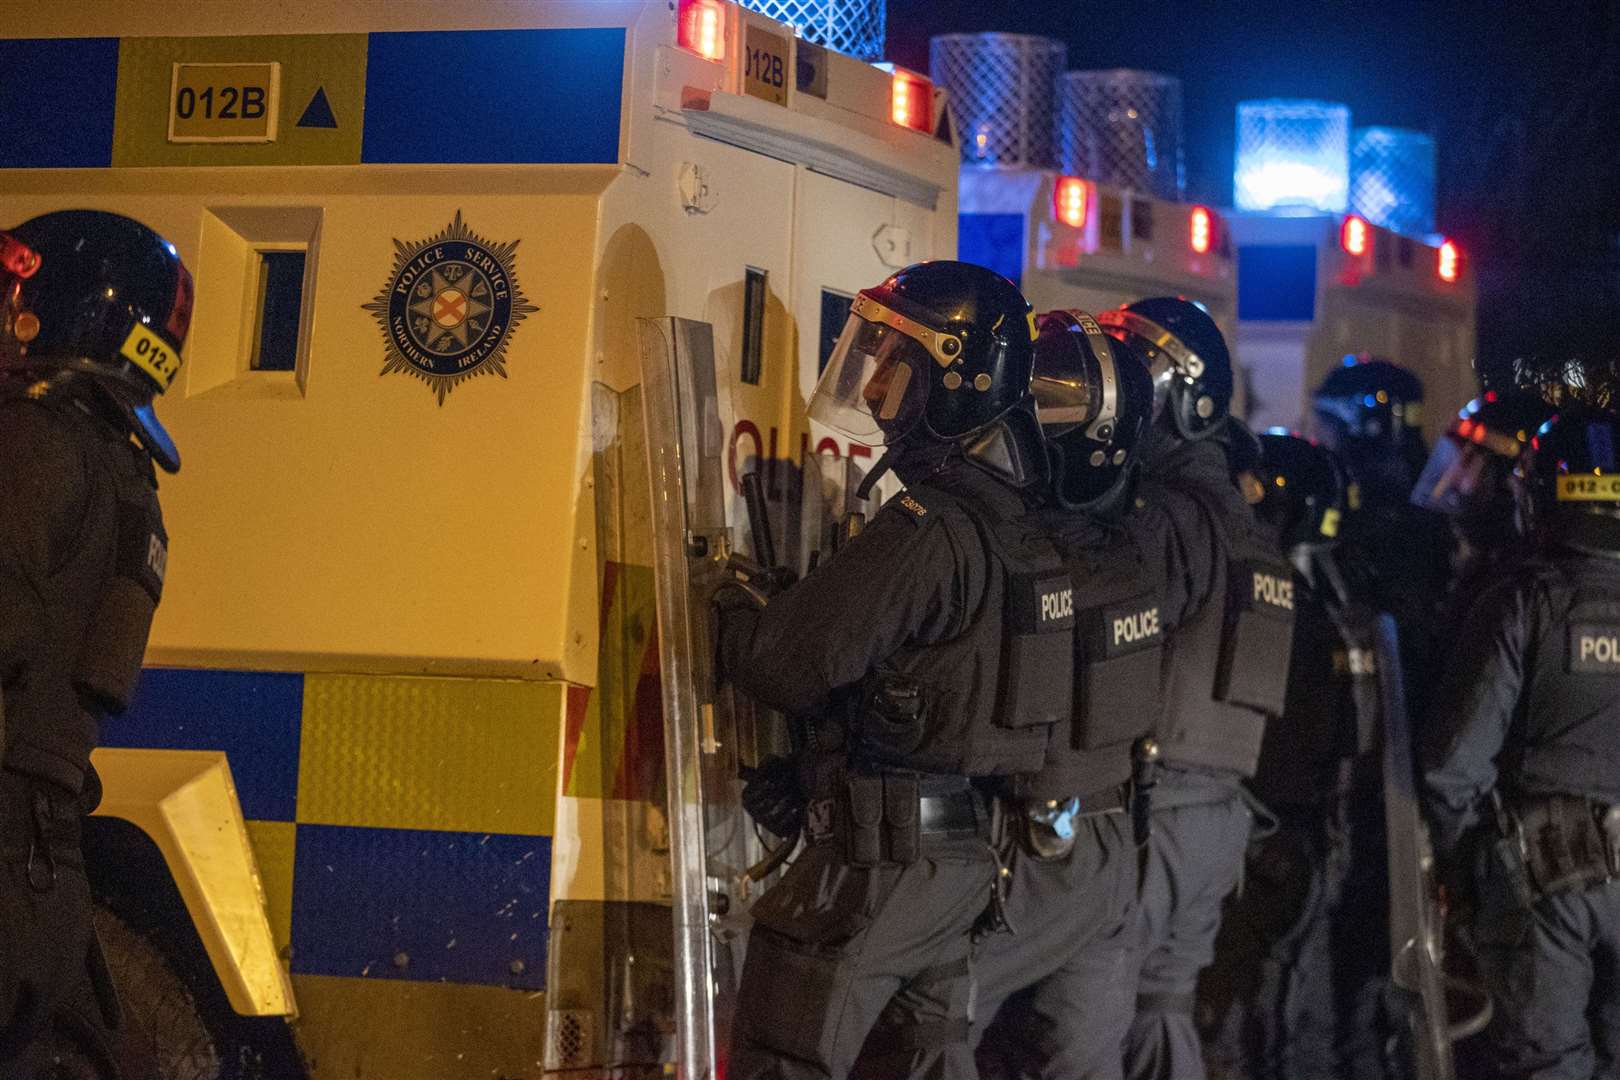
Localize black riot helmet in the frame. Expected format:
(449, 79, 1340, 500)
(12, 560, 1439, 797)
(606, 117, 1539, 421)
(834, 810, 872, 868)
(1, 210, 193, 472)
(1255, 431, 1346, 551)
(1521, 407, 1620, 552)
(1411, 390, 1554, 545)
(1030, 309, 1152, 510)
(1095, 296, 1233, 442)
(813, 260, 1046, 490)
(1312, 357, 1425, 454)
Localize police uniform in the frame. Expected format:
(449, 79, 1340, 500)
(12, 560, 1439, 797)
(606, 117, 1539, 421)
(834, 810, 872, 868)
(1121, 430, 1291, 1080)
(972, 454, 1228, 1080)
(1193, 433, 1388, 1080)
(1424, 542, 1620, 1079)
(724, 462, 1062, 1080)
(723, 261, 1067, 1080)
(0, 211, 187, 1080)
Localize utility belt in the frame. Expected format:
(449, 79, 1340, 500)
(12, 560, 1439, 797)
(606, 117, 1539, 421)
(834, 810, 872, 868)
(1006, 782, 1130, 862)
(804, 768, 990, 868)
(1499, 791, 1620, 900)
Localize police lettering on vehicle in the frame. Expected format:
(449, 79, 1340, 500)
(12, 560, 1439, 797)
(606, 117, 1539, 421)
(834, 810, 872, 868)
(363, 211, 538, 405)
(1252, 569, 1294, 612)
(1570, 624, 1620, 674)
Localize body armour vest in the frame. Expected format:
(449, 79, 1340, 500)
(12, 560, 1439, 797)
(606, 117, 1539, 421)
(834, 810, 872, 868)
(853, 478, 1072, 777)
(1156, 485, 1295, 778)
(1251, 560, 1377, 806)
(1, 390, 166, 793)
(1012, 525, 1167, 801)
(1501, 551, 1620, 803)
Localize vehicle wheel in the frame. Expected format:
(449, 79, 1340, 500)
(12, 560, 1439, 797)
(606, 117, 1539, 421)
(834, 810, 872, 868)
(93, 905, 222, 1080)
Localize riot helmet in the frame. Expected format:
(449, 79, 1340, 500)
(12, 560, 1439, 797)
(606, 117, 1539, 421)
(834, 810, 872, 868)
(1255, 431, 1345, 551)
(813, 261, 1046, 490)
(2, 210, 193, 472)
(1312, 357, 1425, 453)
(1411, 390, 1554, 545)
(1521, 407, 1620, 552)
(1095, 296, 1233, 442)
(1030, 309, 1152, 510)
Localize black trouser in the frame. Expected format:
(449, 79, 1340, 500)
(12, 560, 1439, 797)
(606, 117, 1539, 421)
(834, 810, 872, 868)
(0, 769, 121, 1080)
(1123, 774, 1254, 1080)
(971, 807, 1138, 1080)
(1474, 879, 1620, 1080)
(731, 820, 995, 1080)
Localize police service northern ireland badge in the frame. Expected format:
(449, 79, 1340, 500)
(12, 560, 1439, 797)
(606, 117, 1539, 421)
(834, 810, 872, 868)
(363, 211, 539, 404)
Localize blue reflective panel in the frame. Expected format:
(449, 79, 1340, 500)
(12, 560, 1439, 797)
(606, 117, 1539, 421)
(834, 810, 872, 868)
(958, 213, 1026, 289)
(1237, 245, 1317, 322)
(0, 38, 119, 168)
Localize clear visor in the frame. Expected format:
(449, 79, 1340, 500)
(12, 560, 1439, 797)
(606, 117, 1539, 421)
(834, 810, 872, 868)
(809, 314, 932, 445)
(1032, 365, 1095, 438)
(1410, 432, 1501, 515)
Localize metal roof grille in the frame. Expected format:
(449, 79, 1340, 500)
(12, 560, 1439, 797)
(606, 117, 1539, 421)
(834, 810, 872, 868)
(929, 33, 1066, 168)
(740, 0, 885, 62)
(1058, 69, 1185, 200)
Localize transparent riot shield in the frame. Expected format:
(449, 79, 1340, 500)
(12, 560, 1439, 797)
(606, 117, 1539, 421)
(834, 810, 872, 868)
(1375, 613, 1492, 1080)
(636, 317, 883, 1079)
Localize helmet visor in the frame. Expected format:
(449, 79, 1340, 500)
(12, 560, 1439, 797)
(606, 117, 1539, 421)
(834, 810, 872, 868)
(1411, 432, 1503, 515)
(810, 311, 933, 444)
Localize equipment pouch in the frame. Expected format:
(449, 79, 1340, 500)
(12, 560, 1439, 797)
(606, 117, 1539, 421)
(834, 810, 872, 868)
(1001, 570, 1075, 730)
(883, 773, 921, 865)
(1078, 592, 1164, 749)
(74, 498, 164, 715)
(1516, 794, 1610, 896)
(1216, 559, 1296, 716)
(845, 773, 884, 868)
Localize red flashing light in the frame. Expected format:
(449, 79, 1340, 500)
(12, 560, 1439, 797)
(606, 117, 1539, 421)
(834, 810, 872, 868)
(1054, 177, 1089, 229)
(678, 0, 725, 62)
(1190, 205, 1214, 255)
(1438, 239, 1460, 282)
(1340, 215, 1370, 258)
(892, 71, 932, 132)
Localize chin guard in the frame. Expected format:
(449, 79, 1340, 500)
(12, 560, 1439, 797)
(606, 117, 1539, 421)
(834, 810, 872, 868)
(963, 406, 1046, 489)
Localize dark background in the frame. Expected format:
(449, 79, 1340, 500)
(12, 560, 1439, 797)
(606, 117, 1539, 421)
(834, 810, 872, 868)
(886, 0, 1620, 380)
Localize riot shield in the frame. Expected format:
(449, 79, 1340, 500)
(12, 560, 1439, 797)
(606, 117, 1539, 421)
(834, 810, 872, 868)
(1375, 613, 1491, 1080)
(635, 318, 879, 1079)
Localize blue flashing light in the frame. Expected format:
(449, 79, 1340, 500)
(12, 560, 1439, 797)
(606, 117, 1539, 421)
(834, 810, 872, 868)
(1363, 394, 1378, 409)
(1342, 354, 1357, 366)
(1234, 99, 1350, 214)
(1350, 126, 1436, 238)
(1265, 426, 1292, 436)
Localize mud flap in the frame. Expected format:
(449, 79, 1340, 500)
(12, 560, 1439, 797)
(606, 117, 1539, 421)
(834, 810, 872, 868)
(1375, 613, 1489, 1080)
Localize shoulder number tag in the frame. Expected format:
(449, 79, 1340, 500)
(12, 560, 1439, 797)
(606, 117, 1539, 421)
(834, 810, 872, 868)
(118, 323, 182, 392)
(1569, 623, 1620, 674)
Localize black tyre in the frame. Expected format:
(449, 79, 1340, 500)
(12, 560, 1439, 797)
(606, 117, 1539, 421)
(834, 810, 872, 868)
(93, 905, 221, 1080)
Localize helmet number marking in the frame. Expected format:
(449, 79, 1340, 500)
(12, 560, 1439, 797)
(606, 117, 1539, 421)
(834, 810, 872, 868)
(1556, 475, 1620, 502)
(118, 323, 181, 392)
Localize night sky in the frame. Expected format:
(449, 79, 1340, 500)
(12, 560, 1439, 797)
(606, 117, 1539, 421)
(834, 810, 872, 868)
(886, 0, 1620, 376)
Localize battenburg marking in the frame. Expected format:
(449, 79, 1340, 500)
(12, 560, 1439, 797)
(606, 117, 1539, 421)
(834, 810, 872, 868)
(363, 210, 539, 404)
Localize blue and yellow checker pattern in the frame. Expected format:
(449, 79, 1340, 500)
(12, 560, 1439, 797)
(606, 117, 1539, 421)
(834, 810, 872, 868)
(106, 669, 563, 991)
(0, 27, 625, 169)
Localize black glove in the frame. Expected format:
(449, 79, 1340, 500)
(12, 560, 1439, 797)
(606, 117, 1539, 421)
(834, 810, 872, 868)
(741, 755, 805, 840)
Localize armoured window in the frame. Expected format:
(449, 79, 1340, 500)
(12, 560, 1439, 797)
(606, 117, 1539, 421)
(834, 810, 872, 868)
(818, 289, 854, 375)
(741, 266, 767, 386)
(1131, 200, 1154, 243)
(250, 251, 306, 372)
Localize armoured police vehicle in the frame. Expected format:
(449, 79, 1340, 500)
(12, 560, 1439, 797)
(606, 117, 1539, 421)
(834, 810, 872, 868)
(0, 0, 955, 1075)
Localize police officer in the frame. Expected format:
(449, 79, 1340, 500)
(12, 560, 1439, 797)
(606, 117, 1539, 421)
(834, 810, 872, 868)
(1412, 386, 1556, 640)
(0, 211, 189, 1077)
(1098, 299, 1294, 1080)
(721, 262, 1069, 1080)
(1312, 358, 1450, 678)
(1201, 432, 1390, 1080)
(1423, 406, 1620, 1080)
(959, 309, 1158, 1080)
